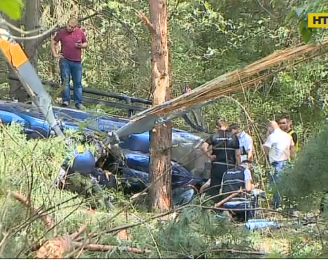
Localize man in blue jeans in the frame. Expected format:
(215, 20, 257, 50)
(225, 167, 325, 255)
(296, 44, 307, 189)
(263, 121, 295, 209)
(51, 17, 87, 110)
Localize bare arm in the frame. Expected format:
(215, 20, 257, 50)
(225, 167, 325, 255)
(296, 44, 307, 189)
(76, 32, 88, 49)
(80, 42, 88, 48)
(290, 139, 296, 160)
(235, 149, 241, 165)
(201, 142, 215, 161)
(247, 139, 254, 161)
(245, 179, 252, 192)
(200, 179, 210, 193)
(50, 39, 58, 57)
(247, 150, 253, 161)
(244, 168, 252, 192)
(76, 42, 88, 49)
(51, 38, 63, 58)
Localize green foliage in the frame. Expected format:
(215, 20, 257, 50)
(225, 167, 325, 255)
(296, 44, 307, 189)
(0, 125, 261, 258)
(287, 0, 328, 43)
(0, 0, 23, 20)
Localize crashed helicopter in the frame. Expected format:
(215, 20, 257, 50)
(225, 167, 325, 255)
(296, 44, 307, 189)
(0, 16, 214, 208)
(0, 17, 270, 224)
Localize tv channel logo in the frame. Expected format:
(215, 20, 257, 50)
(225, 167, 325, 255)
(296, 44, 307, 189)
(308, 13, 328, 28)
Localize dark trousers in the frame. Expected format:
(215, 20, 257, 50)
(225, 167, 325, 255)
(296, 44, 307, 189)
(206, 163, 230, 203)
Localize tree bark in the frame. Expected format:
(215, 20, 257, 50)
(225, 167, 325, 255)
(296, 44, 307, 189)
(24, 0, 39, 70)
(148, 0, 172, 212)
(7, 0, 39, 101)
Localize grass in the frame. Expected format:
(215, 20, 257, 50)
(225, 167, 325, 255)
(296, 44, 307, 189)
(0, 124, 327, 258)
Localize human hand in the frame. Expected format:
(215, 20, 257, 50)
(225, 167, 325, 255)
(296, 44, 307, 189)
(209, 155, 216, 161)
(75, 40, 82, 48)
(53, 52, 63, 59)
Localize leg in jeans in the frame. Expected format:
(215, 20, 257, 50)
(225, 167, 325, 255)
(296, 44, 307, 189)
(70, 61, 83, 108)
(269, 160, 287, 209)
(60, 59, 71, 104)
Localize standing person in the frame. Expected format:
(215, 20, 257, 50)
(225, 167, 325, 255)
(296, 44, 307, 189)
(263, 121, 295, 208)
(278, 116, 298, 152)
(51, 17, 87, 110)
(229, 123, 254, 162)
(201, 118, 240, 202)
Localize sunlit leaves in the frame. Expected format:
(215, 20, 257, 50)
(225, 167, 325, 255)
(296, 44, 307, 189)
(0, 0, 23, 20)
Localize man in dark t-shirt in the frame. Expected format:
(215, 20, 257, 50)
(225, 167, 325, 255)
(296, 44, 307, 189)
(201, 118, 240, 202)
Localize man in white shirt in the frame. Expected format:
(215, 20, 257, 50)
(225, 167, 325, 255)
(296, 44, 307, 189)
(263, 121, 295, 208)
(229, 124, 254, 162)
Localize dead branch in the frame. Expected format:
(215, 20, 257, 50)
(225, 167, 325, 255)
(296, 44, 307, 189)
(10, 191, 53, 228)
(214, 192, 240, 208)
(70, 225, 87, 240)
(71, 242, 151, 254)
(35, 235, 72, 258)
(131, 39, 328, 121)
(34, 224, 87, 258)
(136, 11, 155, 33)
(208, 248, 265, 255)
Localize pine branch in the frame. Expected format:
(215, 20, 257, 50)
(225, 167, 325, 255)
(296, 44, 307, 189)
(71, 242, 151, 254)
(208, 248, 265, 256)
(10, 191, 53, 228)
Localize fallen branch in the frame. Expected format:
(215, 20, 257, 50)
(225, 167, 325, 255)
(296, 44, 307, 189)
(35, 224, 87, 258)
(71, 242, 151, 254)
(10, 191, 53, 228)
(70, 225, 87, 240)
(91, 193, 241, 239)
(214, 192, 240, 208)
(208, 248, 265, 256)
(131, 39, 328, 121)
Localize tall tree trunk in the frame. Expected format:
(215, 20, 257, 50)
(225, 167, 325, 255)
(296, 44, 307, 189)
(8, 0, 39, 102)
(24, 0, 39, 70)
(49, 0, 57, 80)
(148, 0, 172, 212)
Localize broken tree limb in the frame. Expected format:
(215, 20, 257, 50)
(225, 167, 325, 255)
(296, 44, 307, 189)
(214, 192, 240, 208)
(137, 11, 155, 33)
(10, 191, 53, 228)
(35, 224, 88, 258)
(71, 242, 151, 254)
(70, 225, 87, 240)
(206, 248, 265, 256)
(130, 39, 328, 122)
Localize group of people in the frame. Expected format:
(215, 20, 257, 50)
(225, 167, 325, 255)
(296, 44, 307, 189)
(200, 116, 298, 210)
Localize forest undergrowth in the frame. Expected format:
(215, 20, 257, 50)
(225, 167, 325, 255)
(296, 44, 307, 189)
(0, 124, 327, 258)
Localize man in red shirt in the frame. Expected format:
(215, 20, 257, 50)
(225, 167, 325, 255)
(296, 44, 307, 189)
(51, 17, 88, 110)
